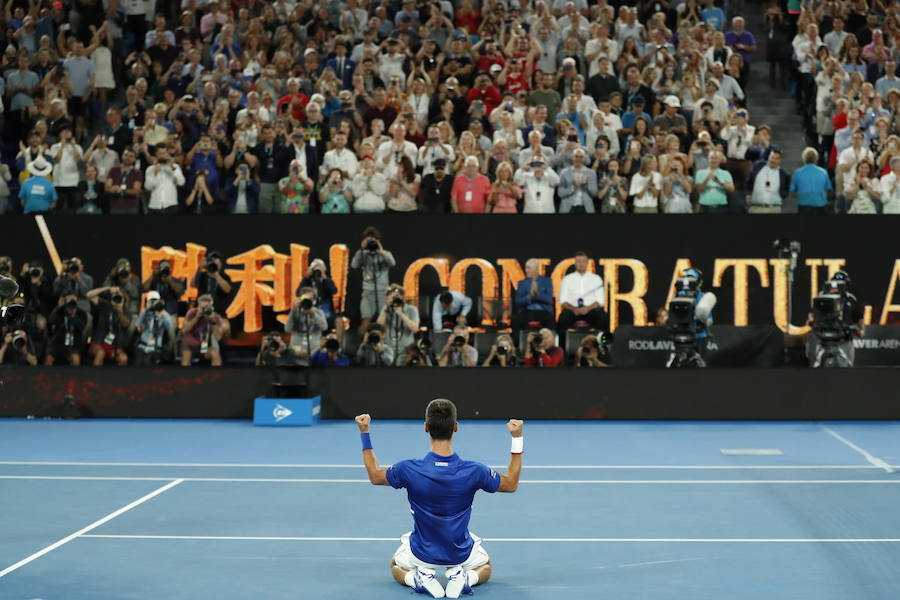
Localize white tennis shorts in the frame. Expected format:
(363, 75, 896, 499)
(392, 532, 490, 570)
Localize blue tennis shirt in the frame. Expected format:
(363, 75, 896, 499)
(386, 452, 501, 565)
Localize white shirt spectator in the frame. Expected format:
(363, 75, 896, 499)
(837, 145, 874, 182)
(418, 144, 455, 177)
(721, 125, 755, 160)
(751, 165, 784, 206)
(322, 148, 359, 178)
(144, 163, 185, 210)
(514, 167, 560, 213)
(598, 110, 623, 132)
(585, 38, 619, 77)
(629, 171, 662, 209)
(50, 142, 84, 187)
(559, 270, 605, 309)
(823, 30, 848, 57)
(87, 148, 120, 182)
(379, 53, 406, 86)
(879, 172, 900, 213)
(376, 139, 418, 171)
(350, 170, 389, 212)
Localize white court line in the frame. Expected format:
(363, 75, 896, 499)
(0, 479, 183, 579)
(78, 534, 900, 543)
(2, 475, 899, 484)
(0, 461, 896, 470)
(819, 425, 895, 474)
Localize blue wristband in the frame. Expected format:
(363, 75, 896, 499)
(360, 432, 373, 451)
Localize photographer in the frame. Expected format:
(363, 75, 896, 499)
(179, 294, 226, 367)
(297, 259, 338, 328)
(133, 291, 176, 366)
(438, 325, 477, 367)
(255, 332, 300, 367)
(807, 271, 865, 368)
(351, 226, 396, 333)
(524, 328, 564, 367)
(102, 259, 142, 315)
(481, 333, 520, 367)
(356, 323, 395, 366)
(192, 251, 233, 318)
(0, 330, 39, 366)
(575, 334, 611, 368)
(86, 285, 133, 366)
(376, 284, 420, 366)
(404, 331, 439, 367)
(142, 259, 185, 316)
(284, 288, 329, 364)
(16, 260, 55, 322)
(44, 293, 88, 366)
(53, 257, 94, 314)
(310, 333, 351, 367)
(431, 290, 472, 332)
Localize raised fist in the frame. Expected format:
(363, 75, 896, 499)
(507, 419, 523, 438)
(355, 414, 371, 432)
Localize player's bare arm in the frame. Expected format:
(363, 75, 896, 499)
(498, 419, 524, 493)
(356, 413, 389, 485)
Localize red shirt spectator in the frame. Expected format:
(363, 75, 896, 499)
(451, 159, 492, 213)
(466, 75, 503, 114)
(524, 346, 564, 366)
(454, 1, 481, 34)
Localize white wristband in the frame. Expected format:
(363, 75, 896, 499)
(510, 437, 524, 454)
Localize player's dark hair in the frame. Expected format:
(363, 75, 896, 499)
(425, 398, 457, 440)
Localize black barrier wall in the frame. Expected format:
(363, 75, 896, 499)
(4, 215, 900, 333)
(3, 366, 899, 420)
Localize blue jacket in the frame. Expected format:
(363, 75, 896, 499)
(514, 276, 554, 313)
(224, 178, 260, 214)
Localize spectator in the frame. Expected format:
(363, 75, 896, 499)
(629, 155, 663, 213)
(432, 290, 473, 332)
(559, 149, 597, 213)
(451, 156, 492, 213)
(695, 151, 734, 214)
(85, 285, 132, 366)
(515, 157, 559, 213)
(319, 168, 354, 213)
(836, 131, 875, 213)
(350, 155, 389, 213)
(845, 161, 880, 214)
(252, 123, 287, 214)
(420, 158, 453, 213)
(488, 161, 523, 213)
(104, 148, 143, 215)
(49, 127, 84, 213)
(351, 226, 396, 333)
(356, 323, 394, 366)
(721, 109, 754, 192)
(44, 293, 88, 366)
(879, 156, 900, 213)
(790, 147, 833, 215)
(512, 259, 555, 339)
(83, 135, 120, 185)
(180, 294, 226, 367)
(19, 157, 57, 215)
(598, 159, 628, 213)
(524, 328, 564, 367)
(747, 150, 790, 214)
(225, 162, 260, 214)
(142, 259, 184, 316)
(557, 251, 607, 344)
(662, 157, 694, 213)
(284, 289, 329, 364)
(144, 146, 185, 214)
(279, 159, 315, 214)
(438, 325, 477, 367)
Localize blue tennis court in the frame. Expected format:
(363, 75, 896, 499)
(2, 419, 900, 599)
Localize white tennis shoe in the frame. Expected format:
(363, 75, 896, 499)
(414, 567, 445, 598)
(444, 566, 473, 598)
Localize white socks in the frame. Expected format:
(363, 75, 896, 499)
(404, 571, 416, 588)
(467, 570, 479, 586)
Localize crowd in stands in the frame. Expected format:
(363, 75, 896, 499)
(0, 0, 825, 215)
(789, 0, 900, 213)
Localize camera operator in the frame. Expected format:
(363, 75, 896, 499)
(297, 259, 338, 328)
(310, 333, 351, 367)
(143, 259, 185, 316)
(356, 323, 394, 366)
(179, 294, 226, 367)
(524, 328, 564, 367)
(431, 289, 472, 332)
(575, 334, 611, 368)
(53, 257, 94, 313)
(102, 258, 142, 315)
(0, 329, 39, 365)
(438, 325, 478, 367)
(666, 268, 717, 368)
(255, 332, 300, 367)
(192, 251, 233, 321)
(807, 271, 865, 368)
(376, 284, 420, 366)
(44, 293, 88, 366)
(512, 259, 555, 341)
(284, 288, 329, 364)
(86, 285, 133, 366)
(133, 291, 176, 366)
(481, 333, 520, 367)
(351, 226, 396, 333)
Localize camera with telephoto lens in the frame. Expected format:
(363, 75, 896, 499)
(391, 296, 404, 308)
(811, 279, 851, 343)
(29, 266, 42, 278)
(159, 264, 171, 277)
(324, 338, 341, 353)
(202, 305, 214, 315)
(65, 298, 78, 310)
(666, 270, 716, 368)
(0, 262, 9, 275)
(151, 300, 165, 312)
(111, 293, 124, 304)
(299, 296, 313, 310)
(497, 343, 509, 355)
(415, 331, 432, 350)
(265, 334, 282, 352)
(367, 331, 381, 345)
(12, 331, 26, 350)
(452, 335, 466, 347)
(206, 259, 219, 274)
(310, 269, 323, 282)
(65, 260, 79, 275)
(365, 239, 379, 252)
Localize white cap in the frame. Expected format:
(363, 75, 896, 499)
(663, 95, 681, 108)
(146, 291, 161, 301)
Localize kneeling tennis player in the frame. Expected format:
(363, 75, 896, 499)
(355, 399, 523, 598)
